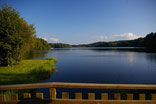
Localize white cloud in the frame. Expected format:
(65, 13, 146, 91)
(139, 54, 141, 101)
(96, 33, 142, 41)
(96, 36, 106, 40)
(49, 38, 60, 42)
(39, 37, 60, 43)
(115, 33, 140, 40)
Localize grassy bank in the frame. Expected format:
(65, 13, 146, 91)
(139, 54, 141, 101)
(0, 58, 57, 85)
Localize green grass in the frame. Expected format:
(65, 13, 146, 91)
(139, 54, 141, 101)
(0, 58, 57, 85)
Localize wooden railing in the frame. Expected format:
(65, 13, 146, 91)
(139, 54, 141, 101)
(0, 82, 156, 104)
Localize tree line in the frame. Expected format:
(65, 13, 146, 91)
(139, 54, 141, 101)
(49, 43, 72, 48)
(73, 32, 156, 50)
(0, 4, 50, 66)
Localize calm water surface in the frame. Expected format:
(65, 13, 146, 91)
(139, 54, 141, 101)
(32, 47, 156, 98)
(32, 47, 156, 84)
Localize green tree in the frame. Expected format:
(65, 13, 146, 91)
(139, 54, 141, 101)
(0, 4, 36, 66)
(49, 43, 72, 48)
(34, 38, 51, 50)
(145, 32, 156, 49)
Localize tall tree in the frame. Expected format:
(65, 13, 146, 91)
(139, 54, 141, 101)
(145, 32, 156, 49)
(0, 4, 36, 66)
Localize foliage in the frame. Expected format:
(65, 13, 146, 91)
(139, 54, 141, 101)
(0, 4, 36, 66)
(74, 38, 145, 47)
(0, 59, 56, 85)
(145, 32, 156, 49)
(0, 4, 51, 66)
(49, 43, 72, 48)
(73, 32, 156, 51)
(34, 38, 51, 50)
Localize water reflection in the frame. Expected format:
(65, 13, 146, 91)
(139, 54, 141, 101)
(30, 47, 156, 85)
(35, 47, 156, 98)
(146, 54, 156, 63)
(25, 50, 48, 59)
(87, 47, 156, 63)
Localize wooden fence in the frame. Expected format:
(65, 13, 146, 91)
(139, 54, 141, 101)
(0, 82, 156, 104)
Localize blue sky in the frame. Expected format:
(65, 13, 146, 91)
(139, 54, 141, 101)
(0, 0, 156, 44)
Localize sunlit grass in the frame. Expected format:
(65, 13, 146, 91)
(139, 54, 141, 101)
(0, 58, 57, 85)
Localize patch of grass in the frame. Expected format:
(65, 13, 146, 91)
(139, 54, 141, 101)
(0, 58, 57, 85)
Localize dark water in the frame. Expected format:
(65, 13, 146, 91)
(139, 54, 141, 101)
(32, 47, 156, 98)
(33, 47, 156, 84)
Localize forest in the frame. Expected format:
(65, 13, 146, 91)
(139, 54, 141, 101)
(0, 4, 50, 66)
(73, 32, 156, 50)
(49, 43, 72, 48)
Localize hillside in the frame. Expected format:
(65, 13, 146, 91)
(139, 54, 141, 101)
(73, 32, 156, 50)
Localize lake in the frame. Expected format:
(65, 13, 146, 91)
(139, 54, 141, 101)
(32, 47, 156, 84)
(32, 47, 156, 98)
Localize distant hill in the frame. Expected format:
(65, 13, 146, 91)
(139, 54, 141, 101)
(49, 32, 156, 51)
(49, 43, 72, 48)
(73, 32, 156, 50)
(73, 38, 145, 47)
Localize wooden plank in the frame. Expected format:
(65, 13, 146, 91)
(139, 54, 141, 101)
(49, 88, 56, 99)
(51, 99, 156, 104)
(127, 94, 133, 100)
(151, 94, 156, 100)
(23, 93, 31, 99)
(11, 94, 18, 101)
(139, 94, 145, 100)
(114, 93, 121, 100)
(36, 93, 44, 100)
(1, 99, 156, 104)
(88, 93, 95, 100)
(62, 92, 69, 99)
(0, 82, 156, 90)
(0, 94, 6, 102)
(75, 93, 82, 99)
(101, 93, 108, 100)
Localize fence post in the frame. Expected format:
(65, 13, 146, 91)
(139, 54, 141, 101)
(49, 88, 56, 99)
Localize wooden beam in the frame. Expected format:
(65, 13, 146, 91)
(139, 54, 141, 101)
(51, 99, 156, 104)
(114, 93, 121, 100)
(151, 94, 156, 100)
(62, 92, 69, 99)
(139, 94, 145, 100)
(0, 94, 6, 102)
(36, 93, 44, 100)
(23, 93, 31, 99)
(51, 82, 156, 90)
(49, 88, 56, 99)
(0, 82, 156, 90)
(11, 94, 18, 101)
(75, 93, 82, 99)
(101, 93, 108, 100)
(0, 99, 156, 104)
(127, 94, 133, 100)
(88, 93, 95, 100)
